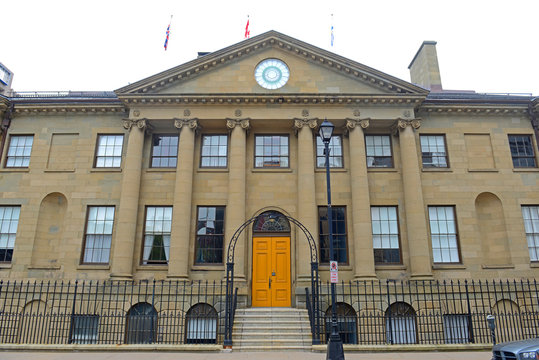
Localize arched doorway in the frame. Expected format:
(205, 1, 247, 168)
(125, 302, 157, 344)
(251, 211, 291, 307)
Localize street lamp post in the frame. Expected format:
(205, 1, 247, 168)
(319, 119, 345, 360)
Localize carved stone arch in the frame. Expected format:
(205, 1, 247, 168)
(475, 192, 512, 267)
(19, 299, 49, 343)
(324, 302, 358, 344)
(31, 192, 68, 269)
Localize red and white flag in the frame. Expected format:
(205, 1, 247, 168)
(244, 16, 250, 39)
(164, 16, 172, 51)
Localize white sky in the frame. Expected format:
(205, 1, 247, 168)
(2, 0, 538, 95)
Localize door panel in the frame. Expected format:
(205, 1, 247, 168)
(252, 237, 291, 307)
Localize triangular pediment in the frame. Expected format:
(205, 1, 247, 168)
(116, 31, 427, 98)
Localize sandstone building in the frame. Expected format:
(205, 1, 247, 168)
(0, 31, 538, 347)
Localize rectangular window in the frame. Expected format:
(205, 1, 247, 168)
(316, 135, 343, 168)
(420, 135, 448, 168)
(195, 206, 225, 264)
(254, 135, 289, 168)
(443, 314, 469, 344)
(151, 135, 178, 168)
(82, 206, 115, 264)
(95, 135, 123, 168)
(521, 205, 539, 262)
(142, 206, 172, 265)
(0, 206, 21, 263)
(318, 206, 348, 264)
(71, 315, 99, 344)
(5, 135, 33, 168)
(428, 206, 460, 263)
(200, 135, 228, 168)
(509, 135, 537, 168)
(366, 135, 393, 168)
(371, 206, 401, 264)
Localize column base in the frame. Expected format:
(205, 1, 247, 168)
(353, 274, 378, 281)
(109, 273, 133, 281)
(166, 274, 190, 281)
(410, 273, 434, 281)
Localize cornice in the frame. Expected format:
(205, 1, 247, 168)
(12, 103, 128, 116)
(417, 103, 529, 116)
(0, 96, 9, 111)
(115, 31, 427, 96)
(117, 94, 425, 107)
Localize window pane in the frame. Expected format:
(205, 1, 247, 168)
(429, 206, 459, 263)
(95, 135, 123, 168)
(371, 206, 400, 264)
(254, 135, 289, 168)
(82, 206, 114, 264)
(201, 135, 228, 168)
(318, 206, 347, 263)
(0, 206, 20, 263)
(196, 206, 225, 264)
(366, 135, 392, 168)
(6, 136, 34, 168)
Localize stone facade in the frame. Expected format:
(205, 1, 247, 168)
(0, 31, 538, 307)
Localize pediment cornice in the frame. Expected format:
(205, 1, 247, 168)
(418, 103, 529, 116)
(12, 102, 127, 116)
(118, 93, 425, 107)
(115, 31, 428, 96)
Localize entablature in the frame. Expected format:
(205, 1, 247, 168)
(417, 103, 529, 116)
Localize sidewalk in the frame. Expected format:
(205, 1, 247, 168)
(0, 351, 493, 360)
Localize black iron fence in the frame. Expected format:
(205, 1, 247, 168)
(0, 280, 226, 345)
(307, 279, 539, 346)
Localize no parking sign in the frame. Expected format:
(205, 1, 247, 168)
(330, 261, 338, 283)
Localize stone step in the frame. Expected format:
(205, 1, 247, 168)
(234, 345, 312, 352)
(234, 326, 309, 333)
(232, 338, 312, 346)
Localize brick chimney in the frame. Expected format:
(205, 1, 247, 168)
(408, 41, 442, 92)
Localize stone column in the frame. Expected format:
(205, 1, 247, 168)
(346, 118, 377, 280)
(397, 119, 433, 279)
(224, 119, 249, 280)
(294, 118, 318, 282)
(110, 119, 146, 279)
(167, 119, 198, 280)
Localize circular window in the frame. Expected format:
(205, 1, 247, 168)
(254, 59, 290, 90)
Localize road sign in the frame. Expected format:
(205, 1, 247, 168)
(330, 261, 338, 283)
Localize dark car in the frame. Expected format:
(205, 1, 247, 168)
(492, 338, 539, 359)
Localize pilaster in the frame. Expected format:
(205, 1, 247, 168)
(294, 118, 318, 281)
(110, 119, 147, 279)
(346, 118, 377, 280)
(225, 118, 249, 280)
(167, 118, 198, 280)
(396, 119, 433, 279)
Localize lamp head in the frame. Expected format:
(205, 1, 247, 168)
(318, 118, 335, 143)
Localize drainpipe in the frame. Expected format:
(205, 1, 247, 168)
(0, 103, 13, 161)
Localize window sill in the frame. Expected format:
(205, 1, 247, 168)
(513, 168, 539, 173)
(375, 264, 406, 270)
(192, 265, 225, 271)
(197, 168, 229, 173)
(0, 263, 12, 269)
(251, 168, 293, 173)
(432, 263, 466, 270)
(314, 168, 348, 173)
(0, 168, 30, 173)
(481, 264, 515, 269)
(90, 168, 122, 173)
(422, 168, 452, 173)
(146, 168, 176, 173)
(77, 264, 111, 270)
(367, 168, 398, 173)
(136, 265, 168, 271)
(44, 169, 75, 173)
(468, 168, 498, 172)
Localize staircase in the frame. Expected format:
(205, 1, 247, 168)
(232, 307, 312, 351)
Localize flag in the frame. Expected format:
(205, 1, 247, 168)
(331, 24, 334, 47)
(164, 18, 172, 51)
(245, 16, 250, 39)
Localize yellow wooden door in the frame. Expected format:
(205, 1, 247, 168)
(252, 237, 291, 307)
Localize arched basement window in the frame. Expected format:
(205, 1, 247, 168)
(185, 303, 218, 344)
(125, 302, 158, 344)
(385, 302, 417, 344)
(325, 302, 358, 344)
(253, 211, 290, 232)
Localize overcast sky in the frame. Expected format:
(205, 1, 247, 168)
(2, 0, 538, 95)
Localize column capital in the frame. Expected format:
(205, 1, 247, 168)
(345, 118, 370, 131)
(122, 118, 151, 132)
(174, 118, 199, 131)
(293, 118, 319, 130)
(226, 118, 250, 131)
(395, 118, 422, 132)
